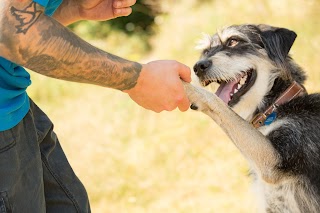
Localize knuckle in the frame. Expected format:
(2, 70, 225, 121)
(173, 62, 181, 70)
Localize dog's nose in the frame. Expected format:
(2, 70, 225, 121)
(193, 60, 212, 76)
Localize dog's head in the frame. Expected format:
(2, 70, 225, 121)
(193, 24, 305, 119)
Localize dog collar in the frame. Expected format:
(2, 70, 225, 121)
(251, 81, 305, 128)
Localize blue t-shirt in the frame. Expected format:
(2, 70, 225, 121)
(0, 0, 62, 131)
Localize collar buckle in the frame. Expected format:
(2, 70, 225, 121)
(250, 81, 305, 128)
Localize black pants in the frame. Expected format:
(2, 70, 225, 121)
(0, 99, 90, 213)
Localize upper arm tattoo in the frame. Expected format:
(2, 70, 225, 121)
(11, 2, 42, 34)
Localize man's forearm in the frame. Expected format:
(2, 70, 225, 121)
(0, 1, 141, 91)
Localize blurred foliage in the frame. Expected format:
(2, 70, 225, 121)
(68, 0, 162, 39)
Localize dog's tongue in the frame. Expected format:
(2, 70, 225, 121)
(215, 80, 238, 104)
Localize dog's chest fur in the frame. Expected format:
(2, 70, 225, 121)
(253, 177, 298, 213)
(252, 172, 320, 213)
(250, 94, 320, 212)
(251, 121, 300, 213)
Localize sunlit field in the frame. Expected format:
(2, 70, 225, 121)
(27, 0, 320, 212)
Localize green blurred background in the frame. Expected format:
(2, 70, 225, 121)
(27, 0, 320, 212)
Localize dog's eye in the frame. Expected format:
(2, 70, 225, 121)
(203, 49, 210, 55)
(226, 39, 239, 47)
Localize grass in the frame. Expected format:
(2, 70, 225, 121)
(27, 0, 320, 212)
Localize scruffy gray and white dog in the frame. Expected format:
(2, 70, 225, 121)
(183, 24, 320, 212)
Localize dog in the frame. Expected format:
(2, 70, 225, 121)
(182, 24, 320, 212)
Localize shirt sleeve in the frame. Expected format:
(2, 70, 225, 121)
(33, 0, 63, 16)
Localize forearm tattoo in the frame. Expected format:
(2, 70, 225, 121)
(5, 1, 141, 90)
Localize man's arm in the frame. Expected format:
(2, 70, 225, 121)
(52, 0, 136, 26)
(0, 1, 141, 90)
(0, 0, 191, 112)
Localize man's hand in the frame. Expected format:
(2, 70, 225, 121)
(124, 60, 192, 113)
(76, 0, 136, 20)
(53, 0, 137, 25)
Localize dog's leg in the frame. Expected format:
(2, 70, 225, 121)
(183, 82, 281, 183)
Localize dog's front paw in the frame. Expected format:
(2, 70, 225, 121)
(182, 81, 216, 112)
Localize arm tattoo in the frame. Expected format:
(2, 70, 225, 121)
(11, 2, 42, 34)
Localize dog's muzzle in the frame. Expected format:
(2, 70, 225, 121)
(193, 60, 212, 76)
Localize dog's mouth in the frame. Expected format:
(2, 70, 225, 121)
(202, 69, 257, 106)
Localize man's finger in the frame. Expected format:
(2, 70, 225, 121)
(178, 65, 192, 83)
(177, 93, 190, 112)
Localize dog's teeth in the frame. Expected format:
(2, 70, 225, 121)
(234, 88, 238, 94)
(237, 84, 242, 89)
(240, 77, 246, 85)
(240, 75, 248, 85)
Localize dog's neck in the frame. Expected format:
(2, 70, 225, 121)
(251, 81, 306, 128)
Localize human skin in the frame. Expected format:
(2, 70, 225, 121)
(0, 0, 191, 112)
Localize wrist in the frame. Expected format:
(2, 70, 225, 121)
(52, 0, 81, 25)
(123, 63, 146, 94)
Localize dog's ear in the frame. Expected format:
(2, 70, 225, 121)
(258, 25, 297, 65)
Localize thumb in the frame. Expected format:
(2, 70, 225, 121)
(178, 65, 192, 83)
